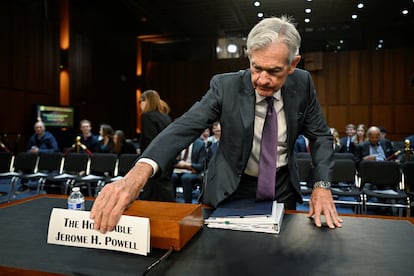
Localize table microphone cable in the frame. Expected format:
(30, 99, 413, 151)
(142, 246, 174, 275)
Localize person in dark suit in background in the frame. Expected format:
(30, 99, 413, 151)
(339, 123, 356, 154)
(137, 89, 174, 202)
(171, 138, 208, 203)
(91, 16, 342, 233)
(294, 134, 309, 153)
(27, 121, 59, 153)
(354, 126, 396, 167)
(78, 119, 99, 152)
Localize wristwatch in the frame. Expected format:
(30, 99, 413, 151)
(313, 181, 331, 189)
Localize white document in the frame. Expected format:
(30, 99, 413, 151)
(205, 201, 284, 234)
(47, 208, 150, 255)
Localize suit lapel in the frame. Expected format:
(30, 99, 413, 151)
(281, 79, 298, 148)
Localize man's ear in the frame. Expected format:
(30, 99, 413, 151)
(288, 55, 301, 74)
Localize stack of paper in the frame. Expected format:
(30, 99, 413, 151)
(205, 199, 284, 234)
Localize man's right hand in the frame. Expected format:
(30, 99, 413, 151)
(90, 162, 153, 233)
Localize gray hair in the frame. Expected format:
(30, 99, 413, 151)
(246, 16, 301, 64)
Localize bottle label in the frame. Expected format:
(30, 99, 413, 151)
(68, 203, 83, 210)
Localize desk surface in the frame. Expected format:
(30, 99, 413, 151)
(1, 195, 414, 276)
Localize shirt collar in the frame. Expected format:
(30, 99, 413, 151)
(255, 89, 281, 104)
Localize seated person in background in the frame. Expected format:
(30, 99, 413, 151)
(78, 119, 99, 152)
(200, 128, 210, 145)
(339, 123, 356, 154)
(171, 137, 208, 203)
(207, 121, 221, 144)
(111, 130, 137, 155)
(27, 121, 59, 153)
(354, 126, 396, 167)
(330, 128, 344, 153)
(294, 134, 310, 153)
(353, 124, 367, 145)
(94, 124, 114, 153)
(20, 121, 59, 193)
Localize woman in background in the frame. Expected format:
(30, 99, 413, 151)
(111, 130, 137, 155)
(353, 124, 367, 145)
(138, 89, 175, 202)
(95, 124, 114, 153)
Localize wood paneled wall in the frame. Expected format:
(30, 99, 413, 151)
(143, 49, 414, 141)
(310, 48, 414, 140)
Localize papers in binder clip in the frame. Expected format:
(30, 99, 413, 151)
(205, 199, 284, 234)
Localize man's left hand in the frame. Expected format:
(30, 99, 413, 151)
(307, 188, 343, 229)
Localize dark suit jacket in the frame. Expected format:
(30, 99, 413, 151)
(339, 136, 355, 154)
(354, 138, 396, 166)
(141, 69, 334, 207)
(139, 111, 172, 152)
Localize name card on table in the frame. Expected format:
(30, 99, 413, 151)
(47, 208, 150, 255)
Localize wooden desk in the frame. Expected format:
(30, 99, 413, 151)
(1, 195, 414, 276)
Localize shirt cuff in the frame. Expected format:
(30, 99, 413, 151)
(136, 158, 159, 177)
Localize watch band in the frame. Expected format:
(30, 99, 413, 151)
(313, 181, 331, 189)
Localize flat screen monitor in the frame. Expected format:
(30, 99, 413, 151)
(35, 105, 75, 128)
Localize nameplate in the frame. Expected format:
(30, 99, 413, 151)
(47, 208, 150, 255)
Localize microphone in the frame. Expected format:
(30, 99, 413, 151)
(386, 150, 401, 161)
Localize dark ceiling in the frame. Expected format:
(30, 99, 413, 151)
(71, 0, 414, 54)
(124, 0, 412, 51)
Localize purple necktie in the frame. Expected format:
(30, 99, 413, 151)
(256, 97, 278, 201)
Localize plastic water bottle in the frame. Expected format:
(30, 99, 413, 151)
(67, 187, 85, 211)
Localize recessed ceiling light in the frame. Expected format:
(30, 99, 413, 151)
(304, 18, 311, 23)
(352, 14, 358, 19)
(357, 3, 364, 9)
(227, 44, 238, 54)
(257, 12, 264, 18)
(402, 9, 409, 15)
(253, 1, 261, 7)
(305, 8, 312, 14)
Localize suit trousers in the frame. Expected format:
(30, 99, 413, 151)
(223, 165, 297, 210)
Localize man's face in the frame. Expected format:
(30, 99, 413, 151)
(34, 123, 45, 135)
(212, 124, 221, 136)
(80, 123, 91, 135)
(250, 41, 300, 97)
(346, 127, 355, 137)
(368, 131, 380, 145)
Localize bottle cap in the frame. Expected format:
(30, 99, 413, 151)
(72, 187, 80, 192)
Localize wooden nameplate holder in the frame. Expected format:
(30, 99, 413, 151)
(123, 200, 203, 251)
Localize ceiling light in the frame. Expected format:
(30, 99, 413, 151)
(352, 14, 358, 19)
(305, 8, 312, 14)
(253, 1, 261, 7)
(257, 12, 264, 18)
(357, 3, 364, 9)
(339, 40, 344, 44)
(227, 44, 238, 54)
(402, 9, 409, 15)
(304, 18, 310, 23)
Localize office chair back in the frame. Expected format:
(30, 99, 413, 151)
(0, 152, 13, 173)
(359, 160, 401, 188)
(117, 154, 139, 176)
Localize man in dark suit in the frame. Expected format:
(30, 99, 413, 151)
(355, 126, 396, 166)
(339, 123, 356, 154)
(91, 16, 342, 233)
(172, 138, 208, 203)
